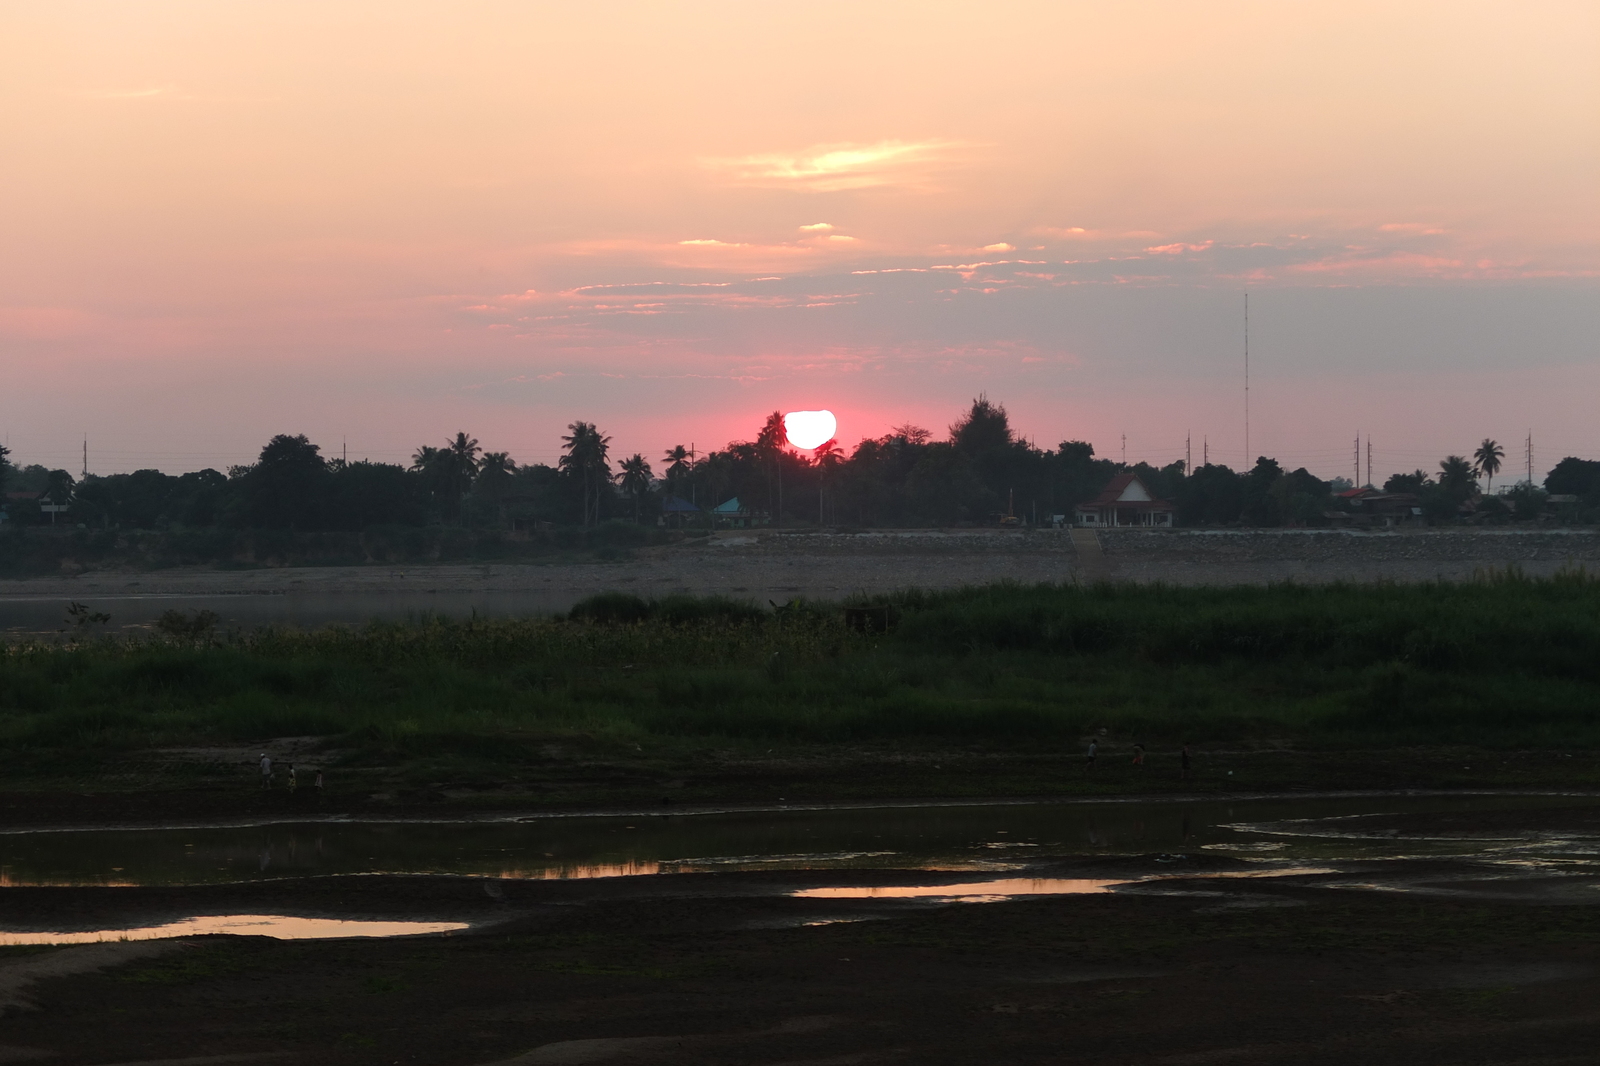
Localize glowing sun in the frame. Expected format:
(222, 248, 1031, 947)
(783, 410, 837, 450)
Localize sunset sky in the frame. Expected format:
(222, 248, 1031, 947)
(3, 1, 1597, 482)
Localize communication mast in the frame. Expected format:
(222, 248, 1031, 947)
(1243, 292, 1250, 468)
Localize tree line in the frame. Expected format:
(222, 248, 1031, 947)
(1, 401, 1592, 532)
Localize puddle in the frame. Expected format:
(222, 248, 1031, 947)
(0, 914, 470, 946)
(4, 794, 1600, 923)
(794, 877, 1122, 900)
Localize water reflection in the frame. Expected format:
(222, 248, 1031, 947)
(0, 914, 469, 946)
(2, 794, 1598, 890)
(794, 878, 1121, 899)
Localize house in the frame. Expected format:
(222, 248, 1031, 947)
(658, 494, 703, 527)
(1334, 487, 1422, 526)
(711, 496, 767, 528)
(1074, 473, 1175, 527)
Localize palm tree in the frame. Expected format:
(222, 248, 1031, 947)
(756, 412, 786, 525)
(1438, 455, 1477, 501)
(410, 445, 451, 519)
(477, 451, 516, 526)
(1473, 438, 1505, 493)
(616, 454, 653, 523)
(813, 439, 842, 526)
(445, 432, 481, 521)
(559, 421, 612, 526)
(662, 445, 691, 498)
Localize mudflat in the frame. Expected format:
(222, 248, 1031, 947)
(3, 868, 1599, 1065)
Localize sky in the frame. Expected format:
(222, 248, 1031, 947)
(2, 1, 1597, 483)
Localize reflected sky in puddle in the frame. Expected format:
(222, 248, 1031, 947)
(795, 878, 1122, 900)
(0, 914, 469, 946)
(3, 793, 1599, 897)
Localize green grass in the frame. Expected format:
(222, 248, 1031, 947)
(3, 574, 1600, 780)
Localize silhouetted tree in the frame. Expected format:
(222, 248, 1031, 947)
(756, 412, 787, 522)
(243, 434, 328, 529)
(1438, 455, 1477, 501)
(813, 439, 843, 524)
(616, 453, 653, 523)
(560, 421, 612, 526)
(950, 394, 1013, 456)
(1384, 470, 1433, 494)
(473, 451, 516, 527)
(1473, 439, 1505, 493)
(445, 432, 482, 519)
(662, 445, 692, 499)
(1546, 457, 1600, 499)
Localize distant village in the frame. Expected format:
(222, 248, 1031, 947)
(3, 398, 1598, 537)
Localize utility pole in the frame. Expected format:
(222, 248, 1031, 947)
(1203, 437, 1208, 468)
(1366, 439, 1373, 489)
(1353, 435, 1359, 487)
(1121, 433, 1127, 466)
(83, 437, 88, 479)
(1186, 432, 1191, 477)
(1526, 431, 1533, 484)
(690, 442, 696, 506)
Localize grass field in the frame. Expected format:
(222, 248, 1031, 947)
(4, 573, 1600, 797)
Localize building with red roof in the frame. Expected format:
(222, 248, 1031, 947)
(1074, 473, 1176, 528)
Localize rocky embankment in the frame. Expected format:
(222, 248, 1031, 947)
(0, 528, 1593, 610)
(1095, 528, 1600, 584)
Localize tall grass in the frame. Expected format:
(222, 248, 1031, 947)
(3, 575, 1600, 768)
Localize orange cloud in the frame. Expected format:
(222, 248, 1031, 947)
(703, 139, 967, 192)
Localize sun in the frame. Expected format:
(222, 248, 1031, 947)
(783, 410, 837, 450)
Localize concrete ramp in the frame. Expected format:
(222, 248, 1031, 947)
(1070, 528, 1113, 583)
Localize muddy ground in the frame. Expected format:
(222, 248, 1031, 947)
(8, 745, 1600, 833)
(2, 864, 1599, 1065)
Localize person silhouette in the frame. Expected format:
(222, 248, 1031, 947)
(258, 753, 273, 789)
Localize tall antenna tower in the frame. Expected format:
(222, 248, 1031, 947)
(82, 437, 88, 479)
(1526, 431, 1533, 484)
(1366, 438, 1372, 489)
(1353, 435, 1360, 487)
(1244, 292, 1250, 468)
(1121, 433, 1127, 466)
(1186, 431, 1192, 477)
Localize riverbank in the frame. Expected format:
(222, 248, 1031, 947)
(4, 579, 1600, 818)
